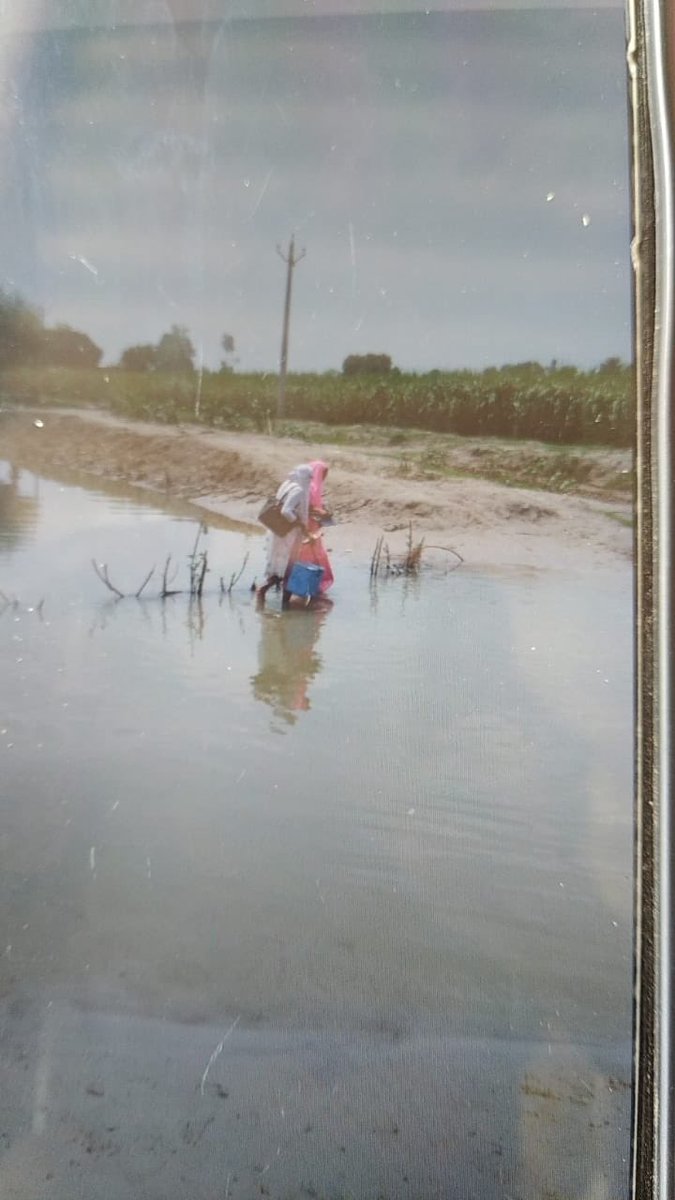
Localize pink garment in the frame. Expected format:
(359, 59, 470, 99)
(299, 460, 334, 592)
(309, 460, 329, 512)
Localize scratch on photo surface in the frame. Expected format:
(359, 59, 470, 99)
(199, 1015, 241, 1095)
(250, 167, 274, 219)
(69, 253, 98, 276)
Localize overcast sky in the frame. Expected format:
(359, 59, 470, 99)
(0, 4, 631, 372)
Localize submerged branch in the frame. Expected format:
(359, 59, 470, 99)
(161, 554, 181, 598)
(135, 566, 155, 598)
(92, 523, 251, 605)
(91, 559, 125, 598)
(222, 552, 250, 594)
(424, 544, 464, 568)
(188, 522, 207, 594)
(370, 535, 384, 580)
(196, 551, 208, 598)
(370, 524, 430, 580)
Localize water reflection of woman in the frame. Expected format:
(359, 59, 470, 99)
(251, 606, 330, 726)
(0, 465, 39, 554)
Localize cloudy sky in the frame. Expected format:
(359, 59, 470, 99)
(0, 2, 631, 371)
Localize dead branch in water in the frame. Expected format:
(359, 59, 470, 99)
(91, 525, 251, 603)
(370, 535, 385, 579)
(370, 524, 428, 580)
(403, 521, 425, 572)
(91, 559, 157, 600)
(188, 523, 205, 593)
(91, 559, 125, 599)
(161, 555, 181, 598)
(135, 566, 155, 598)
(424, 544, 464, 568)
(221, 551, 250, 595)
(198, 552, 209, 597)
(185, 522, 210, 599)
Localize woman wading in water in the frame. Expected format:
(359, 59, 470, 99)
(295, 460, 335, 593)
(256, 464, 317, 608)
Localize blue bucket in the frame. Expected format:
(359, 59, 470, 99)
(286, 562, 324, 598)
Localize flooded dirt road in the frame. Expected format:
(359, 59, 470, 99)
(0, 465, 633, 1198)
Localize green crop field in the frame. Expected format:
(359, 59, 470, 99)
(0, 363, 634, 449)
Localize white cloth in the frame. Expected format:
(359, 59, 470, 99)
(264, 465, 312, 579)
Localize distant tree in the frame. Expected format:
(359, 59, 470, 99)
(342, 353, 392, 376)
(597, 356, 625, 374)
(219, 332, 237, 373)
(119, 343, 158, 372)
(499, 361, 546, 376)
(0, 289, 44, 369)
(39, 323, 102, 368)
(154, 324, 195, 374)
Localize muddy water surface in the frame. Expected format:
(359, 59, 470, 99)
(0, 466, 633, 1199)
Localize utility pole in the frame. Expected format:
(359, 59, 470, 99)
(276, 235, 305, 420)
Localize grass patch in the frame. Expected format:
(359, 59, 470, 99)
(603, 510, 634, 528)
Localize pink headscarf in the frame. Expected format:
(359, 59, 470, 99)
(309, 461, 328, 510)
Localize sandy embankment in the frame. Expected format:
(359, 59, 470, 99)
(1, 407, 633, 571)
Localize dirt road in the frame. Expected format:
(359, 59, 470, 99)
(1, 407, 633, 570)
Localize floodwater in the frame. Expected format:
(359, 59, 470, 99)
(0, 464, 634, 1199)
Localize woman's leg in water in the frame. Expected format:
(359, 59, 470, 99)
(256, 574, 281, 605)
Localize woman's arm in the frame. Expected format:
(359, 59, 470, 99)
(279, 488, 313, 535)
(279, 489, 301, 522)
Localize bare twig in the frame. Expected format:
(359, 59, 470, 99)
(224, 552, 249, 594)
(370, 525, 427, 579)
(89, 520, 265, 606)
(188, 523, 207, 594)
(405, 536, 425, 573)
(424, 544, 464, 566)
(91, 559, 125, 598)
(161, 555, 171, 595)
(161, 554, 181, 598)
(190, 523, 205, 560)
(370, 535, 384, 579)
(196, 551, 208, 597)
(135, 566, 155, 598)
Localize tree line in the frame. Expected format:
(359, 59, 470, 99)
(119, 329, 236, 374)
(0, 290, 236, 376)
(0, 290, 102, 370)
(1, 287, 629, 382)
